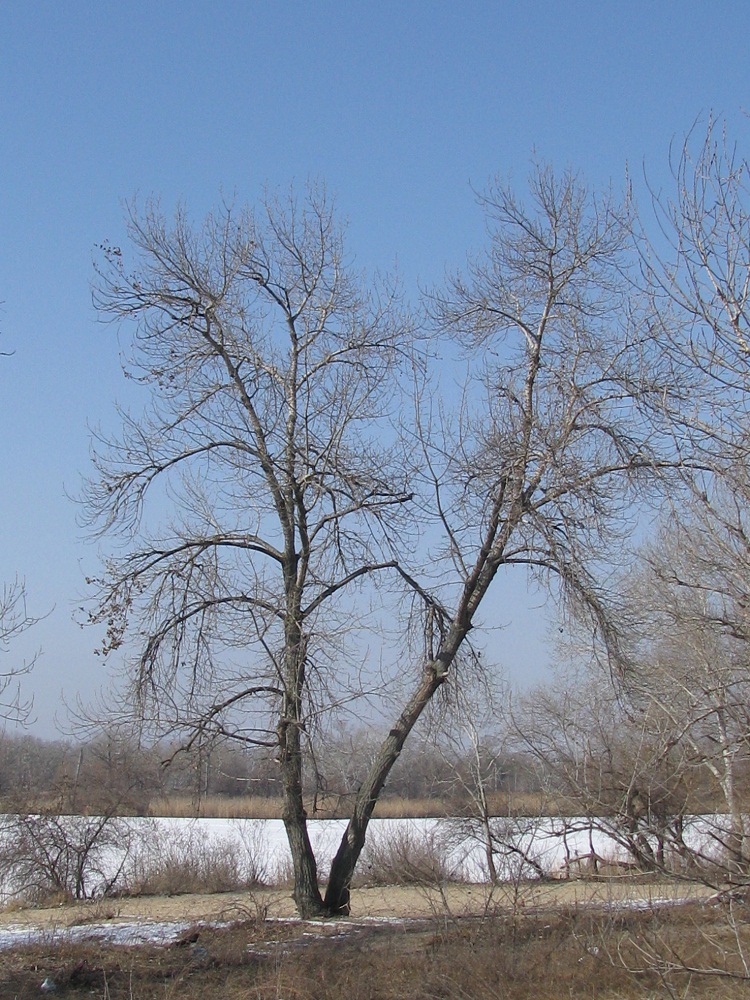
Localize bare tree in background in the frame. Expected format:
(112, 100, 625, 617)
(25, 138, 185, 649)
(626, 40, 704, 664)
(635, 116, 750, 515)
(512, 662, 693, 874)
(624, 116, 750, 873)
(0, 577, 36, 725)
(533, 119, 750, 987)
(617, 496, 750, 874)
(639, 116, 750, 412)
(86, 187, 414, 917)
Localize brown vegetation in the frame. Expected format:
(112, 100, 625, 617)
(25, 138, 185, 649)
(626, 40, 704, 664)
(147, 790, 573, 820)
(0, 728, 548, 818)
(2, 898, 749, 999)
(0, 725, 738, 821)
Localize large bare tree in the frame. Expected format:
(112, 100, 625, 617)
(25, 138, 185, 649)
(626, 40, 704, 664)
(86, 188, 415, 916)
(88, 169, 674, 916)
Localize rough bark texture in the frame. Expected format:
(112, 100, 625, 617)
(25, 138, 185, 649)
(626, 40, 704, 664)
(279, 726, 324, 917)
(324, 665, 445, 914)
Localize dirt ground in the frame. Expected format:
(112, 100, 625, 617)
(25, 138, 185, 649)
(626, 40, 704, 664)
(0, 877, 716, 933)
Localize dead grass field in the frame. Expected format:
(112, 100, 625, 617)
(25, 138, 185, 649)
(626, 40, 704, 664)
(0, 877, 717, 930)
(146, 791, 573, 819)
(1, 878, 740, 999)
(0, 878, 736, 1000)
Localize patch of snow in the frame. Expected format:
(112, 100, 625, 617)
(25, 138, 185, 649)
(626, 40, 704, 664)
(0, 918, 236, 951)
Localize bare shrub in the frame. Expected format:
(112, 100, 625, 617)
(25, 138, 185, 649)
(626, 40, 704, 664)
(123, 820, 268, 896)
(356, 822, 461, 887)
(0, 812, 133, 904)
(467, 814, 549, 883)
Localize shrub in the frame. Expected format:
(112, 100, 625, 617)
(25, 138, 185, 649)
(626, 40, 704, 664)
(123, 820, 268, 895)
(0, 811, 133, 903)
(356, 822, 462, 886)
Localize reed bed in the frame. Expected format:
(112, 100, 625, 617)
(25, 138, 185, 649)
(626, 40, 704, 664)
(145, 791, 576, 820)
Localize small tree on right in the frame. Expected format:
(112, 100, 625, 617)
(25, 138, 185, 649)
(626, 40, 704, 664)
(626, 115, 750, 874)
(511, 661, 693, 874)
(616, 505, 750, 875)
(552, 117, 750, 987)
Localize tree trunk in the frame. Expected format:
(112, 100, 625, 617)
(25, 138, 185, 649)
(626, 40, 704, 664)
(717, 712, 748, 874)
(279, 714, 325, 917)
(324, 557, 502, 914)
(324, 661, 446, 914)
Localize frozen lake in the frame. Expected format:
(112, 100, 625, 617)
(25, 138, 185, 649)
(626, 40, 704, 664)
(0, 811, 732, 905)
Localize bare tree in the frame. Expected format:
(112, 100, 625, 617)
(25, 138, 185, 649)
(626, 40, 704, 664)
(86, 187, 414, 916)
(0, 577, 36, 726)
(634, 115, 750, 512)
(322, 166, 677, 913)
(624, 115, 750, 873)
(639, 116, 750, 405)
(512, 662, 694, 874)
(616, 501, 750, 874)
(88, 169, 675, 916)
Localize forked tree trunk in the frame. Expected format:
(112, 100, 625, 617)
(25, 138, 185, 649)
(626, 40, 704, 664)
(324, 664, 445, 914)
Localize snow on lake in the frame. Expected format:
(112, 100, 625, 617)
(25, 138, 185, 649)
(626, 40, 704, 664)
(0, 814, 730, 952)
(131, 813, 725, 879)
(0, 812, 730, 907)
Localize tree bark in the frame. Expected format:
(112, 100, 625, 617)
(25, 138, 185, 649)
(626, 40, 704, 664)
(324, 663, 445, 914)
(279, 714, 325, 917)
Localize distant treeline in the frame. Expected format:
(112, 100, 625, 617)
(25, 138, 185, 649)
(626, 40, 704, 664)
(0, 728, 542, 816)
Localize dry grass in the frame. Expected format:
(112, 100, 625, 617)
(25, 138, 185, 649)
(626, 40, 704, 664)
(148, 794, 458, 819)
(4, 903, 750, 999)
(372, 796, 457, 818)
(146, 791, 578, 819)
(356, 822, 461, 886)
(148, 795, 287, 819)
(2, 789, 652, 820)
(123, 824, 269, 897)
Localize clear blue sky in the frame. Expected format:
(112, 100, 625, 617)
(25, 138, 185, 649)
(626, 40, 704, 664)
(1, 1, 748, 734)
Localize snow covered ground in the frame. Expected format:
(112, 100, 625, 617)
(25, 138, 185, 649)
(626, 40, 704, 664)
(0, 918, 223, 951)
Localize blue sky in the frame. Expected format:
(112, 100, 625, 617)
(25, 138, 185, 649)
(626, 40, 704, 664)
(1, 1, 748, 734)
